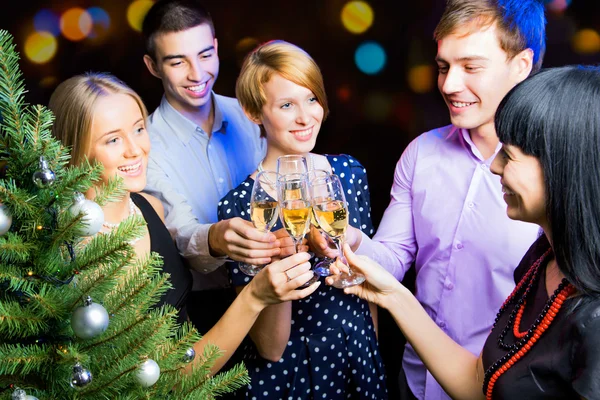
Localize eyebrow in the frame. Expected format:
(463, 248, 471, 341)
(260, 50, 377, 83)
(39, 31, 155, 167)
(162, 45, 215, 62)
(435, 55, 490, 63)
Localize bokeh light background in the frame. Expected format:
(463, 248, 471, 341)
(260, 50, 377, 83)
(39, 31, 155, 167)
(2, 1, 599, 397)
(2, 0, 598, 232)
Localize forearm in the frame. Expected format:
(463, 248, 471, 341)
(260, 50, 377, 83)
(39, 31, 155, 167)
(355, 231, 412, 281)
(249, 301, 292, 362)
(188, 285, 265, 375)
(384, 287, 484, 400)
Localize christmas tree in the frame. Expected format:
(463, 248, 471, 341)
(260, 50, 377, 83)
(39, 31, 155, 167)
(0, 30, 249, 399)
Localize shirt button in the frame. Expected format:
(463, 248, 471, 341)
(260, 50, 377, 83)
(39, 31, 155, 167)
(456, 243, 463, 250)
(480, 164, 487, 169)
(445, 282, 454, 290)
(218, 177, 224, 183)
(468, 202, 474, 208)
(438, 321, 446, 328)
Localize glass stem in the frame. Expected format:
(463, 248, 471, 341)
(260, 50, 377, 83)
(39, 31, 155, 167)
(332, 235, 352, 275)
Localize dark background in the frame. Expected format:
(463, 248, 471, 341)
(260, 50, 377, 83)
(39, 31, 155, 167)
(4, 0, 600, 229)
(2, 1, 600, 397)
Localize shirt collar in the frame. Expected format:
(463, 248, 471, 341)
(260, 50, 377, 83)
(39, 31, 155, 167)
(157, 93, 229, 143)
(459, 127, 502, 163)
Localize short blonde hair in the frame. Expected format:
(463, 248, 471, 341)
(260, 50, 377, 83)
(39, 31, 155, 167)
(48, 72, 148, 165)
(236, 40, 329, 137)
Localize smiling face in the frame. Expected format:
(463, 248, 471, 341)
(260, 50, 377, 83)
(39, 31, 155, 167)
(491, 144, 547, 228)
(87, 93, 150, 193)
(436, 23, 532, 138)
(143, 24, 219, 119)
(257, 73, 324, 157)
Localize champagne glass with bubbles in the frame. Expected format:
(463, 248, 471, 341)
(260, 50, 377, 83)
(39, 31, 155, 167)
(310, 174, 366, 288)
(277, 172, 319, 288)
(238, 170, 280, 276)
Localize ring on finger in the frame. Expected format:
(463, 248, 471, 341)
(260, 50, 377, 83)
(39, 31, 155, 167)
(284, 270, 292, 282)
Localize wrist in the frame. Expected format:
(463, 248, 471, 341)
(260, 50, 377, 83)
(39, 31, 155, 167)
(238, 282, 268, 314)
(207, 222, 225, 257)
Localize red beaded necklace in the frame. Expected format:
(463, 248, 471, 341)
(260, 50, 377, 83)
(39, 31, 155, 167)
(483, 248, 575, 399)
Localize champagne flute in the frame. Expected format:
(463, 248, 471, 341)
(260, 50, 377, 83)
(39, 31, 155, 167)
(277, 172, 319, 288)
(307, 169, 335, 276)
(239, 170, 280, 276)
(276, 154, 308, 176)
(310, 174, 365, 288)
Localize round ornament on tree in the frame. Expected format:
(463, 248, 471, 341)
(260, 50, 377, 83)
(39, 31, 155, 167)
(70, 362, 93, 389)
(0, 204, 12, 235)
(11, 388, 38, 400)
(32, 156, 56, 188)
(69, 192, 104, 236)
(71, 296, 109, 339)
(183, 347, 195, 363)
(136, 359, 160, 387)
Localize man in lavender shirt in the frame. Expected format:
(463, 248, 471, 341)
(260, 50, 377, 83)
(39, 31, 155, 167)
(314, 1, 546, 399)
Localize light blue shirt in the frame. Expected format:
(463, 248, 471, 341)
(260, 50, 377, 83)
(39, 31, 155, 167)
(144, 94, 265, 290)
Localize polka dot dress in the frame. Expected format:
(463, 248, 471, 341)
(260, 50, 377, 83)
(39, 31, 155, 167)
(218, 154, 386, 399)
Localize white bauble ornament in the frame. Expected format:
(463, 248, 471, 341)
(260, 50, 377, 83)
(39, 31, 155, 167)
(71, 296, 109, 339)
(69, 192, 104, 236)
(0, 204, 12, 235)
(70, 362, 93, 389)
(136, 359, 160, 387)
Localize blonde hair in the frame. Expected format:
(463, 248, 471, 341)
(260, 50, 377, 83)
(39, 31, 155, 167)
(48, 72, 148, 165)
(235, 40, 329, 137)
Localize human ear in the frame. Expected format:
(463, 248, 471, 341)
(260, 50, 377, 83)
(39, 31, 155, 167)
(512, 48, 533, 83)
(143, 54, 162, 79)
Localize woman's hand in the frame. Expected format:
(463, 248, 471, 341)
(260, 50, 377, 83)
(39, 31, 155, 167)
(307, 226, 338, 259)
(326, 243, 402, 309)
(247, 251, 320, 307)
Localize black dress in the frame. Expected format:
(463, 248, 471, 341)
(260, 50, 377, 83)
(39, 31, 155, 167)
(217, 154, 387, 400)
(131, 193, 193, 325)
(481, 234, 600, 399)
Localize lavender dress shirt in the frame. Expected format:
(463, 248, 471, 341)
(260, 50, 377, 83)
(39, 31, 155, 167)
(357, 125, 540, 400)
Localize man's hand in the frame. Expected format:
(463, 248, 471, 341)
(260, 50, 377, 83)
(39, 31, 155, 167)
(208, 217, 281, 265)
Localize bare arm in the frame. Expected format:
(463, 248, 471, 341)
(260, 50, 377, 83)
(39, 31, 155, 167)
(186, 252, 319, 374)
(332, 244, 485, 400)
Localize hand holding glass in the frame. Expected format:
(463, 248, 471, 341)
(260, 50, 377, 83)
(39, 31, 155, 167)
(310, 174, 365, 288)
(238, 170, 280, 276)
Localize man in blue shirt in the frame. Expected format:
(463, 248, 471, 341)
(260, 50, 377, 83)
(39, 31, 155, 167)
(141, 0, 284, 338)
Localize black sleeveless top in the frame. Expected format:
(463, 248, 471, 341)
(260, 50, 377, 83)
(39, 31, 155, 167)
(131, 193, 192, 325)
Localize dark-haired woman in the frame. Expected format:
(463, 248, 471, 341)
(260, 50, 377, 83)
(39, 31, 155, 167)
(329, 65, 600, 400)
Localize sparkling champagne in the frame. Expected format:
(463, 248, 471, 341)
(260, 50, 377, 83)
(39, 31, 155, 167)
(313, 200, 348, 238)
(250, 200, 279, 231)
(280, 199, 311, 238)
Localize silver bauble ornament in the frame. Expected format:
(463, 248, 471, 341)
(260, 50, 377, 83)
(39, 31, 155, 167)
(70, 362, 93, 389)
(183, 347, 195, 363)
(0, 204, 12, 235)
(71, 296, 109, 339)
(136, 359, 160, 387)
(69, 192, 104, 236)
(32, 156, 56, 188)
